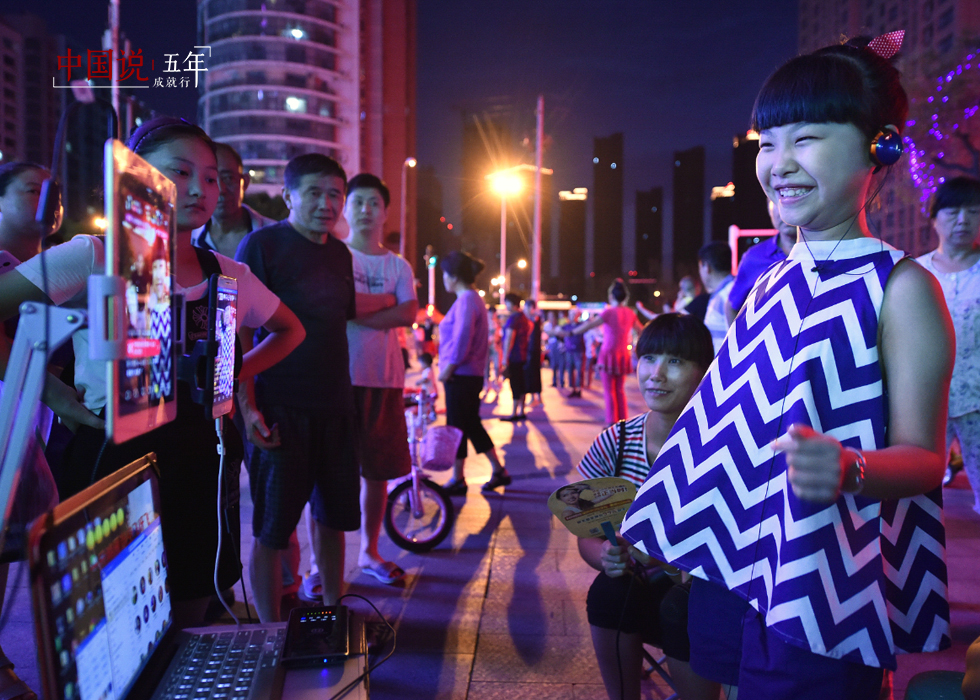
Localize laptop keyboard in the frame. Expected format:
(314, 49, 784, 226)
(160, 628, 285, 700)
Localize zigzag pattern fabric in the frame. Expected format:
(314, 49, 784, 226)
(621, 237, 950, 669)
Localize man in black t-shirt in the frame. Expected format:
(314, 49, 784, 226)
(237, 154, 396, 622)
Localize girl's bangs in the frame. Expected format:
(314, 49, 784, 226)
(751, 57, 868, 134)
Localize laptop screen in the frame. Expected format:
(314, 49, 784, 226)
(31, 461, 172, 700)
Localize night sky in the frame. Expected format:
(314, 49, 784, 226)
(1, 0, 799, 262)
(417, 0, 799, 263)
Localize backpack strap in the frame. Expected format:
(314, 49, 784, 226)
(615, 419, 627, 476)
(194, 246, 223, 277)
(191, 247, 243, 378)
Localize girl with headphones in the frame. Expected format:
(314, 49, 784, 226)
(620, 34, 954, 699)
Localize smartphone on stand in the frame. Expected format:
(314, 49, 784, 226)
(208, 275, 238, 419)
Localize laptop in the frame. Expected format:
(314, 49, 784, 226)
(27, 454, 287, 700)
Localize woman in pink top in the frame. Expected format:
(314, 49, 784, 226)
(572, 279, 638, 424)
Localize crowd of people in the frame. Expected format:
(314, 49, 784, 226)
(0, 30, 978, 700)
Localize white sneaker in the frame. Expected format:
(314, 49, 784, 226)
(298, 569, 321, 603)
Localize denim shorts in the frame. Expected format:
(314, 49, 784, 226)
(688, 578, 884, 698)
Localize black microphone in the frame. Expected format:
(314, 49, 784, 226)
(35, 82, 119, 235)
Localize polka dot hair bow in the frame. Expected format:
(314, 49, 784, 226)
(867, 30, 904, 60)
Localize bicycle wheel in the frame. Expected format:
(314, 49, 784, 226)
(384, 478, 455, 553)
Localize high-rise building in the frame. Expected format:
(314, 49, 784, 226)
(0, 14, 65, 170)
(635, 187, 662, 280)
(556, 188, 588, 300)
(0, 14, 140, 238)
(797, 0, 980, 256)
(672, 145, 705, 279)
(198, 0, 417, 262)
(591, 133, 623, 294)
(731, 132, 770, 229)
(0, 21, 21, 164)
(710, 182, 735, 243)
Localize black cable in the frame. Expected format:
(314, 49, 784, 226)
(0, 561, 27, 633)
(332, 593, 396, 700)
(88, 434, 110, 486)
(216, 463, 255, 624)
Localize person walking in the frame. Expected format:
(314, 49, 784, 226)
(570, 279, 638, 424)
(523, 298, 543, 407)
(554, 308, 587, 397)
(438, 251, 510, 495)
(500, 292, 531, 421)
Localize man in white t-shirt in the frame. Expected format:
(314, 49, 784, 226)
(697, 242, 735, 355)
(344, 173, 418, 584)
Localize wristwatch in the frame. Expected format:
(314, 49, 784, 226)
(846, 448, 867, 495)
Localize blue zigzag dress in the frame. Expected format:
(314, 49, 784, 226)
(621, 237, 950, 670)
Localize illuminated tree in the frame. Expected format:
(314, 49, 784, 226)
(903, 42, 980, 210)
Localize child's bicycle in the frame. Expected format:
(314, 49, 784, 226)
(383, 389, 457, 552)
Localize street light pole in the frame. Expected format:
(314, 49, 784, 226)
(424, 244, 436, 310)
(499, 195, 507, 301)
(532, 94, 544, 302)
(487, 170, 523, 301)
(399, 157, 417, 259)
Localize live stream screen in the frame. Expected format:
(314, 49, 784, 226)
(214, 284, 237, 411)
(118, 175, 175, 416)
(38, 478, 171, 700)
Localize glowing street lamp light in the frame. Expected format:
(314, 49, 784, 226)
(489, 171, 524, 197)
(504, 259, 528, 292)
(399, 157, 417, 259)
(486, 170, 525, 300)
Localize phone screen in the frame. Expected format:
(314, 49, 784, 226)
(211, 276, 237, 419)
(116, 174, 175, 417)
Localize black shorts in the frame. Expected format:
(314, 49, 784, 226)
(248, 405, 361, 549)
(507, 363, 527, 396)
(586, 572, 692, 662)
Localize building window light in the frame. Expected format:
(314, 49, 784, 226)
(289, 28, 305, 40)
(285, 96, 307, 113)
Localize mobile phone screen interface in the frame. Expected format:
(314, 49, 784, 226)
(117, 175, 175, 416)
(213, 278, 237, 417)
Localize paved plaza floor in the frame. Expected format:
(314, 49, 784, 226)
(2, 371, 978, 699)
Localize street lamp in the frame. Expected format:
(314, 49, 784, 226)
(487, 170, 524, 300)
(399, 157, 417, 259)
(505, 258, 527, 294)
